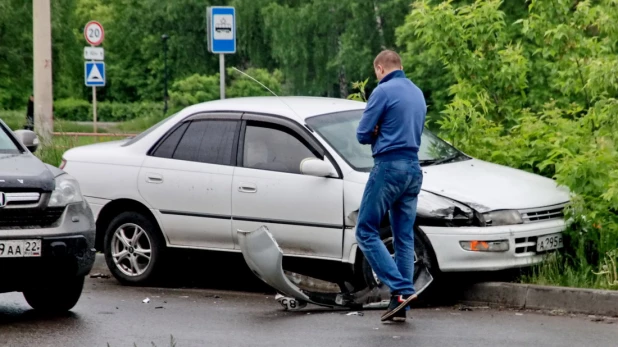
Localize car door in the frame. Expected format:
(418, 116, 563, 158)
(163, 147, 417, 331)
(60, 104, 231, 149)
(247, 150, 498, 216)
(138, 113, 241, 250)
(231, 114, 344, 260)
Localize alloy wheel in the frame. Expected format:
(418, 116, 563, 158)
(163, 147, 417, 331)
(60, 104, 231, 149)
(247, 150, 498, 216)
(111, 223, 152, 277)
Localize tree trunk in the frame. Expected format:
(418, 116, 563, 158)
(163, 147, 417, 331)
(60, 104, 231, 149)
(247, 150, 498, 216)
(374, 1, 386, 49)
(339, 65, 348, 98)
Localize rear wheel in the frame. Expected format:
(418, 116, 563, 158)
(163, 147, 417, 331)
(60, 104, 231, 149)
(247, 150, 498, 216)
(104, 211, 166, 285)
(23, 276, 85, 313)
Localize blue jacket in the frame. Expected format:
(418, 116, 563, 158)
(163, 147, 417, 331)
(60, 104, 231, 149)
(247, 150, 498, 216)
(356, 70, 426, 162)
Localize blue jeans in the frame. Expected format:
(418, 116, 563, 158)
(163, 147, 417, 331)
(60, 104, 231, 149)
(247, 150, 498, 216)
(356, 159, 423, 296)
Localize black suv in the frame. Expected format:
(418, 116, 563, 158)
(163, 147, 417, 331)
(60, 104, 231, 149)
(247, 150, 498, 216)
(0, 120, 95, 313)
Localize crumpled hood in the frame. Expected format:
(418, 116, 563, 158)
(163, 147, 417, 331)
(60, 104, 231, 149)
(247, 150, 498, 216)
(345, 159, 570, 212)
(0, 153, 54, 191)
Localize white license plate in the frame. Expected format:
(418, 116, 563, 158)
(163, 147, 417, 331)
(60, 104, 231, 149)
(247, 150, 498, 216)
(536, 233, 563, 252)
(0, 240, 42, 258)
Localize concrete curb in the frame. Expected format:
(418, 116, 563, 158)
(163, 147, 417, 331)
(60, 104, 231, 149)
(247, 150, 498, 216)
(459, 282, 618, 317)
(90, 254, 618, 317)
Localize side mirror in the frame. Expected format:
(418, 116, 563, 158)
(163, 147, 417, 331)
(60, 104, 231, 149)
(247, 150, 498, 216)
(13, 130, 39, 153)
(300, 158, 336, 178)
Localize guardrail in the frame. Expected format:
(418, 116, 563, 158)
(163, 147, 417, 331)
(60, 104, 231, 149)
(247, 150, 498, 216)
(52, 132, 138, 137)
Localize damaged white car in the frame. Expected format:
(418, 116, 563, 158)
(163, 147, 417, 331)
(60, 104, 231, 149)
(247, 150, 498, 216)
(61, 96, 570, 301)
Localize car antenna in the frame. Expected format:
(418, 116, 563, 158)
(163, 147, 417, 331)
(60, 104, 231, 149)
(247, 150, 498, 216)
(230, 67, 311, 130)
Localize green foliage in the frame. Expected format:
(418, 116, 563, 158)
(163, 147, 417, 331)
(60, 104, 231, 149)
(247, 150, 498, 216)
(227, 68, 283, 98)
(53, 98, 160, 122)
(168, 74, 221, 109)
(392, 0, 618, 289)
(347, 79, 368, 102)
(169, 68, 284, 108)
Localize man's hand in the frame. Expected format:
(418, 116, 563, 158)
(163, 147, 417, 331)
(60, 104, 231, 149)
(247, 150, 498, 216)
(373, 125, 379, 137)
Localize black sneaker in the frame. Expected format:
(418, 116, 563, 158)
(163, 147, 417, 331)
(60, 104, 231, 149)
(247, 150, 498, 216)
(381, 294, 417, 322)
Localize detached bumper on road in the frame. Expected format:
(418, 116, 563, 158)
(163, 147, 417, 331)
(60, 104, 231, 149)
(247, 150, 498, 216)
(422, 219, 565, 272)
(0, 202, 96, 292)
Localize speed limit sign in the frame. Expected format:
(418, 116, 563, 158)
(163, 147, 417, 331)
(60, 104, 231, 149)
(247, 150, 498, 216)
(84, 21, 104, 46)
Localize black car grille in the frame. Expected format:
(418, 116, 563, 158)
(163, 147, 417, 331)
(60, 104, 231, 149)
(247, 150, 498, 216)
(0, 207, 65, 229)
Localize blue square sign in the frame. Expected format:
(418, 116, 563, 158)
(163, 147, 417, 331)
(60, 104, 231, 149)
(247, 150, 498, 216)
(85, 62, 105, 87)
(208, 6, 236, 54)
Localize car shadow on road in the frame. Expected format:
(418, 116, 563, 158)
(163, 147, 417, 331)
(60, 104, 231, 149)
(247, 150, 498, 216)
(0, 306, 80, 324)
(153, 249, 275, 294)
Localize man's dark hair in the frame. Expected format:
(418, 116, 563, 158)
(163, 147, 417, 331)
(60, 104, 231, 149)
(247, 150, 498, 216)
(373, 50, 402, 69)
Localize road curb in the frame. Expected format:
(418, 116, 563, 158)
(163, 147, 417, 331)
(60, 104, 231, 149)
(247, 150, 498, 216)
(459, 282, 618, 317)
(91, 254, 618, 317)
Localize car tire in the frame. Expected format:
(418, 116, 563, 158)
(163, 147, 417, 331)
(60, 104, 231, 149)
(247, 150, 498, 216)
(23, 275, 85, 313)
(355, 226, 440, 304)
(103, 211, 166, 285)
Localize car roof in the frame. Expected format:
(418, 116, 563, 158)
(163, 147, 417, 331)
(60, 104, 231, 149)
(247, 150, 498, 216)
(184, 96, 367, 122)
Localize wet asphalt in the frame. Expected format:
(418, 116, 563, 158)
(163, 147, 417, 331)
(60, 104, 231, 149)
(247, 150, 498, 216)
(0, 253, 617, 347)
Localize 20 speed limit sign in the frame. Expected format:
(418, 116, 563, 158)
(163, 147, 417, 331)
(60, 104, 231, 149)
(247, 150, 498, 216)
(84, 21, 104, 46)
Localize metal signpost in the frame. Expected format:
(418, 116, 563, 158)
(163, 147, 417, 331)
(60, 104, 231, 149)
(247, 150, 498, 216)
(207, 6, 236, 100)
(83, 21, 105, 133)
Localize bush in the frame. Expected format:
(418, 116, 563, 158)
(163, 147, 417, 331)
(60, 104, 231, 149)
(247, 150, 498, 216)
(53, 98, 161, 122)
(381, 0, 618, 289)
(169, 68, 285, 109)
(54, 98, 91, 121)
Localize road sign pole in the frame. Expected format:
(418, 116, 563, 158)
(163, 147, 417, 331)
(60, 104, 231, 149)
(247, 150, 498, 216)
(92, 86, 97, 134)
(219, 53, 225, 100)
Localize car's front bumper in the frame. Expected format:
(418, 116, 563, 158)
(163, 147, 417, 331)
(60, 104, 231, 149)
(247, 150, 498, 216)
(421, 219, 565, 272)
(0, 202, 96, 292)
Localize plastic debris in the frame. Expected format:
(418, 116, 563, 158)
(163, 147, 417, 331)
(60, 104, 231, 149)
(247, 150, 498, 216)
(89, 273, 110, 279)
(142, 297, 150, 304)
(515, 313, 524, 316)
(155, 306, 164, 309)
(346, 312, 364, 316)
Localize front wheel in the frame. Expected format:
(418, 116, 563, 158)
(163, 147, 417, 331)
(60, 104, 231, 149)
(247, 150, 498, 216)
(104, 211, 166, 285)
(354, 226, 439, 304)
(23, 276, 85, 313)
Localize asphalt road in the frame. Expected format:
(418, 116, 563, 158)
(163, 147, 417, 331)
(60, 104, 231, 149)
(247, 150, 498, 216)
(0, 274, 616, 347)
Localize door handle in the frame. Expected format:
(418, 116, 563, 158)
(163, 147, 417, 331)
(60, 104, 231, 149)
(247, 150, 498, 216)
(146, 173, 163, 184)
(238, 183, 257, 193)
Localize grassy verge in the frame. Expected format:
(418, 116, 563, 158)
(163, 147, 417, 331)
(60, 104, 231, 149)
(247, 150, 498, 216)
(36, 135, 130, 166)
(521, 250, 618, 290)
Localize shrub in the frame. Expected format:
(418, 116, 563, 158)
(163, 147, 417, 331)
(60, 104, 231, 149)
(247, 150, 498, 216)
(53, 98, 161, 122)
(371, 0, 618, 289)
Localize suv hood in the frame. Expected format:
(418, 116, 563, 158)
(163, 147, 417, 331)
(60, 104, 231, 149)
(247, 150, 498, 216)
(346, 158, 570, 212)
(0, 153, 54, 191)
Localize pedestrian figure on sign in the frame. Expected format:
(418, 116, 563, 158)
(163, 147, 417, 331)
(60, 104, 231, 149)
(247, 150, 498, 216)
(355, 50, 427, 323)
(25, 95, 34, 131)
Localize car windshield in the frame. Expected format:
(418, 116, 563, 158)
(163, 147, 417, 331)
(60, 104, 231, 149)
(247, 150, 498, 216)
(0, 123, 20, 154)
(306, 110, 465, 171)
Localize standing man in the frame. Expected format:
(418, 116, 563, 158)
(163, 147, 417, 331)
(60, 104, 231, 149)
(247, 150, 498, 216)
(25, 95, 34, 131)
(355, 50, 426, 322)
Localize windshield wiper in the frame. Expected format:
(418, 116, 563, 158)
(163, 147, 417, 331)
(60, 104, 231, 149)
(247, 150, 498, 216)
(421, 153, 465, 166)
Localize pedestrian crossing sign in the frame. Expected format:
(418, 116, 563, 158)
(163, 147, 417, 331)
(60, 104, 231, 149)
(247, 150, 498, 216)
(85, 62, 105, 87)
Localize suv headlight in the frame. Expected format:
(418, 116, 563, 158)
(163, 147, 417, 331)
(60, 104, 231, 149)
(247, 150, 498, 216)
(482, 210, 523, 226)
(48, 174, 83, 207)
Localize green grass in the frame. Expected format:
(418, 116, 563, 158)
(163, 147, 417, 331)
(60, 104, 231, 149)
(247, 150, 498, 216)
(519, 251, 618, 290)
(1, 109, 113, 133)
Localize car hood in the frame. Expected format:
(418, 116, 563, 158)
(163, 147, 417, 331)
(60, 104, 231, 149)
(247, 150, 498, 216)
(345, 158, 570, 212)
(0, 153, 54, 191)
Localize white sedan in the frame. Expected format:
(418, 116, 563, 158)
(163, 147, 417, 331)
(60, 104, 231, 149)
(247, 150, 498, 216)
(61, 96, 569, 295)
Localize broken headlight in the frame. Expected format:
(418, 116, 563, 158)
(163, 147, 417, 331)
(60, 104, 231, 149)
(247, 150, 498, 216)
(482, 210, 523, 226)
(416, 191, 482, 227)
(48, 174, 84, 207)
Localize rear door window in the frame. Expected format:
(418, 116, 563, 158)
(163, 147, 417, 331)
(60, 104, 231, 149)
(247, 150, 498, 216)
(153, 120, 239, 166)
